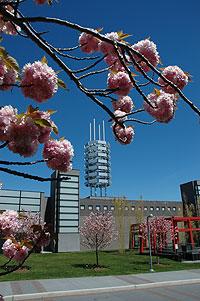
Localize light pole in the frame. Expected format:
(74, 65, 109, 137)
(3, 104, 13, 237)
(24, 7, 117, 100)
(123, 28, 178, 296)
(147, 214, 154, 272)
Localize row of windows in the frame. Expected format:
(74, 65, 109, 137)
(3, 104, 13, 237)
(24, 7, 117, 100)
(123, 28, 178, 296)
(80, 205, 181, 212)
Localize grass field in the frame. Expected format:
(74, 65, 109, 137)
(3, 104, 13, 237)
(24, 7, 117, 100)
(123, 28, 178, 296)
(0, 250, 200, 282)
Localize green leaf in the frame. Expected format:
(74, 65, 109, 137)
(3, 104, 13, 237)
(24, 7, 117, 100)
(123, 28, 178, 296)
(3, 55, 20, 74)
(33, 118, 52, 128)
(47, 109, 57, 115)
(41, 55, 48, 64)
(17, 112, 25, 119)
(153, 88, 161, 97)
(26, 104, 39, 115)
(57, 78, 69, 90)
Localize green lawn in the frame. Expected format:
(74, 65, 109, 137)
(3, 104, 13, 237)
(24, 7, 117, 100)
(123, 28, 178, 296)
(0, 250, 200, 282)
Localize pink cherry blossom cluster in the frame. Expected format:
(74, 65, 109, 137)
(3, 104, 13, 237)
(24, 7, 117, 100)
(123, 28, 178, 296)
(7, 117, 40, 157)
(33, 0, 48, 4)
(143, 90, 175, 123)
(112, 124, 134, 145)
(0, 105, 17, 142)
(139, 216, 178, 251)
(1, 210, 51, 263)
(0, 3, 21, 36)
(158, 65, 188, 94)
(112, 96, 134, 113)
(131, 39, 160, 73)
(43, 138, 74, 172)
(107, 71, 133, 96)
(0, 105, 56, 157)
(0, 59, 17, 91)
(79, 211, 118, 250)
(21, 61, 58, 103)
(0, 210, 19, 236)
(79, 31, 99, 54)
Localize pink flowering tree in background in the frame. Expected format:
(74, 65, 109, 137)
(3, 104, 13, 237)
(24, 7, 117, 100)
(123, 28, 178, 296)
(79, 211, 118, 267)
(139, 216, 178, 264)
(0, 0, 199, 183)
(0, 209, 52, 276)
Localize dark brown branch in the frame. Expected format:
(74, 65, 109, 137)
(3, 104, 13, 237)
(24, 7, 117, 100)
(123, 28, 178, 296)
(71, 55, 106, 74)
(0, 166, 69, 182)
(0, 159, 48, 165)
(0, 141, 9, 149)
(126, 118, 156, 125)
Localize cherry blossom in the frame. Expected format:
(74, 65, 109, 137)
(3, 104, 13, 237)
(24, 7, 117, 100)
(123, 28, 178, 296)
(132, 39, 160, 73)
(80, 211, 117, 266)
(1, 21, 20, 36)
(99, 32, 119, 56)
(0, 105, 17, 142)
(7, 117, 40, 157)
(0, 210, 19, 236)
(143, 90, 175, 123)
(13, 246, 29, 263)
(33, 0, 48, 5)
(112, 96, 134, 113)
(112, 124, 134, 145)
(43, 138, 74, 172)
(21, 61, 58, 103)
(139, 216, 178, 253)
(31, 110, 53, 143)
(107, 71, 133, 96)
(0, 59, 17, 91)
(158, 65, 188, 94)
(79, 32, 99, 54)
(2, 239, 16, 259)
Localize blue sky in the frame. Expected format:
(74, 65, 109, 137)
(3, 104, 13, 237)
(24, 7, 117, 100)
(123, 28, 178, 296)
(0, 0, 200, 202)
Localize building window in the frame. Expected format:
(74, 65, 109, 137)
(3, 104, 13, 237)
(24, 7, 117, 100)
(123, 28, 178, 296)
(110, 206, 114, 211)
(131, 206, 135, 211)
(178, 207, 181, 211)
(88, 205, 93, 210)
(80, 205, 85, 210)
(96, 205, 100, 211)
(144, 207, 148, 211)
(125, 206, 129, 211)
(150, 207, 154, 211)
(167, 207, 171, 211)
(103, 206, 108, 211)
(161, 207, 165, 211)
(172, 207, 176, 211)
(156, 207, 160, 211)
(138, 207, 142, 211)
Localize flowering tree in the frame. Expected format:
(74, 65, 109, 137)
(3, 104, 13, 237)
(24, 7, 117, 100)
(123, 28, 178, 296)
(79, 211, 118, 266)
(0, 209, 52, 276)
(0, 1, 198, 181)
(139, 216, 178, 263)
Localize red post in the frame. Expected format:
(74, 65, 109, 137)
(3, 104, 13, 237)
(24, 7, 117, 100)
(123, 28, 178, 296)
(140, 237, 144, 253)
(188, 219, 194, 250)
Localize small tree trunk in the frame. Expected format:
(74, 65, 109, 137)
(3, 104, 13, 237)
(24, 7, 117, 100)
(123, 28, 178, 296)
(156, 253, 159, 264)
(95, 235, 99, 266)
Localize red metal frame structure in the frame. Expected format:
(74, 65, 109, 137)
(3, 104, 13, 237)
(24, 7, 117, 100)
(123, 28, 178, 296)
(130, 216, 200, 253)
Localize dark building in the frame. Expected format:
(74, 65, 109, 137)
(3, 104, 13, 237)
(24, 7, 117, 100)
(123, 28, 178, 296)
(180, 180, 200, 216)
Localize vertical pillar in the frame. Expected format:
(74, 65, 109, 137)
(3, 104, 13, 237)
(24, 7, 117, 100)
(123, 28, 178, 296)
(188, 219, 194, 250)
(140, 237, 144, 254)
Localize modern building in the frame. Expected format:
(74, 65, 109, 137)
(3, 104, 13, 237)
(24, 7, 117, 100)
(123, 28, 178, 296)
(47, 170, 80, 252)
(180, 180, 200, 216)
(0, 172, 183, 252)
(84, 120, 111, 197)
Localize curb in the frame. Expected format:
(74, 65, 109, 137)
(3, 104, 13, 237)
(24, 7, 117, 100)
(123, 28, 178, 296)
(3, 278, 200, 300)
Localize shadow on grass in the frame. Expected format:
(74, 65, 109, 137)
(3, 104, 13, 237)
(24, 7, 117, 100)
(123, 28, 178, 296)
(72, 264, 109, 270)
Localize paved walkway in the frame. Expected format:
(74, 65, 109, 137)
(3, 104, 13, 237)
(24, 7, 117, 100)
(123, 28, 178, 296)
(1, 269, 200, 300)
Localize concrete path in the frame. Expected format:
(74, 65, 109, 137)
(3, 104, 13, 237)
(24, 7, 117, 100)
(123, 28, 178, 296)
(1, 269, 200, 300)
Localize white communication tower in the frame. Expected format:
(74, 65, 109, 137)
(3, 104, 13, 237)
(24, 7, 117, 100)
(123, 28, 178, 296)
(84, 119, 111, 197)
